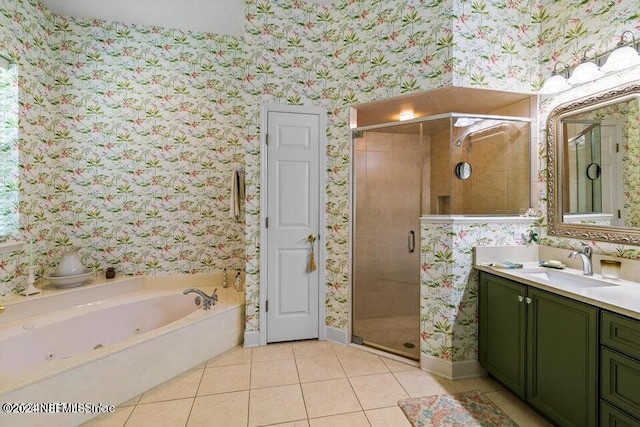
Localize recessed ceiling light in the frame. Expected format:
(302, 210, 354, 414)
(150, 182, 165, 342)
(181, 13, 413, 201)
(399, 111, 416, 121)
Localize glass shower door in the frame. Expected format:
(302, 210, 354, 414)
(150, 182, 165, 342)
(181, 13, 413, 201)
(352, 125, 424, 360)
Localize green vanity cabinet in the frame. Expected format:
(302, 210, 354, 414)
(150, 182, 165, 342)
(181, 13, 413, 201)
(600, 311, 640, 425)
(479, 272, 598, 427)
(479, 273, 527, 398)
(526, 287, 598, 427)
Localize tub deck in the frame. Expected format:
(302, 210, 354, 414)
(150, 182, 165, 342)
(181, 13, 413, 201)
(0, 274, 244, 427)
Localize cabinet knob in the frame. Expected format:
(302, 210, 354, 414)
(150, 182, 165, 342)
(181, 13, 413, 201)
(517, 296, 524, 303)
(525, 297, 532, 304)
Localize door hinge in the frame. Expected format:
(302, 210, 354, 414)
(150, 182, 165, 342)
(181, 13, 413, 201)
(616, 143, 619, 153)
(265, 300, 268, 312)
(618, 209, 621, 219)
(265, 134, 269, 145)
(266, 217, 269, 228)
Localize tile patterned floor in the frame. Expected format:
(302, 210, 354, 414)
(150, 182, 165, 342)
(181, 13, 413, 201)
(84, 341, 553, 427)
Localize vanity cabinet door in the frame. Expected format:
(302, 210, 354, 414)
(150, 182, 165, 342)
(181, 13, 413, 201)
(478, 272, 527, 398)
(527, 288, 598, 427)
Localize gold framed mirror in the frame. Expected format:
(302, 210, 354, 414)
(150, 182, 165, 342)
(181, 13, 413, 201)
(547, 81, 640, 244)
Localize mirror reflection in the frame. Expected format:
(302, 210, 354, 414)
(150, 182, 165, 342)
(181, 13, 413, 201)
(561, 97, 638, 228)
(547, 82, 640, 244)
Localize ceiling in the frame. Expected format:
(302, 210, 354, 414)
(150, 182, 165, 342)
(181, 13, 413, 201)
(354, 86, 535, 127)
(39, 0, 333, 36)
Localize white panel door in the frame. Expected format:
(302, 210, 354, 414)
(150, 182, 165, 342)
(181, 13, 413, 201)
(266, 111, 320, 343)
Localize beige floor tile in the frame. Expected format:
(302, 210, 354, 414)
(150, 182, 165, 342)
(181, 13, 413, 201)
(82, 406, 134, 427)
(296, 355, 345, 383)
(337, 351, 389, 377)
(264, 422, 309, 427)
(349, 373, 409, 410)
(208, 346, 253, 367)
(124, 398, 193, 427)
(447, 375, 504, 393)
(308, 411, 370, 427)
(138, 369, 203, 404)
(198, 364, 250, 395)
(381, 357, 419, 372)
(251, 359, 299, 389)
(301, 378, 362, 418)
(485, 390, 554, 427)
(365, 406, 412, 427)
(393, 369, 456, 398)
(292, 340, 335, 358)
(118, 395, 141, 407)
(249, 384, 307, 427)
(330, 343, 363, 357)
(252, 343, 294, 362)
(187, 390, 249, 427)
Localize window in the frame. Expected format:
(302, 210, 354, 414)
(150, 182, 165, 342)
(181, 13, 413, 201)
(0, 54, 19, 241)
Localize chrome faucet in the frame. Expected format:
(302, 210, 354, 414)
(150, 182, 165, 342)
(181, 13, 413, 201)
(183, 288, 218, 310)
(568, 243, 593, 276)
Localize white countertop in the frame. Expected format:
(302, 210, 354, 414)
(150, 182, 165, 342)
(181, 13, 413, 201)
(475, 262, 640, 321)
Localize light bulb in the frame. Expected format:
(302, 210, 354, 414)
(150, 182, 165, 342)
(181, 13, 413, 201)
(567, 61, 603, 85)
(601, 45, 640, 73)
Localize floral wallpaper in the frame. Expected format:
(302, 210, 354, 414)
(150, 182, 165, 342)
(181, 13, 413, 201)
(0, 0, 249, 297)
(1, 0, 640, 368)
(452, 0, 542, 91)
(420, 219, 539, 361)
(48, 16, 248, 276)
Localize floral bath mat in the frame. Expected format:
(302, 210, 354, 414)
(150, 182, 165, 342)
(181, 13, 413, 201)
(398, 390, 518, 427)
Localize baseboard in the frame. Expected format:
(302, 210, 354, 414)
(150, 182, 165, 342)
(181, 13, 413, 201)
(325, 326, 348, 345)
(452, 359, 486, 379)
(243, 330, 260, 348)
(420, 353, 486, 380)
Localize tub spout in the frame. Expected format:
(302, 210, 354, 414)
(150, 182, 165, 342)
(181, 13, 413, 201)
(183, 288, 218, 310)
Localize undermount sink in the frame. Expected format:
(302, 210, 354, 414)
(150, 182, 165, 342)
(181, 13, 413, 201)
(517, 269, 621, 290)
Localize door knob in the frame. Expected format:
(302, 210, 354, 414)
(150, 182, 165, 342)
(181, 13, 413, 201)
(307, 234, 317, 243)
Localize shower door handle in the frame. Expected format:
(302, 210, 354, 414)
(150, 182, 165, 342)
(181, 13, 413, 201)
(408, 231, 415, 253)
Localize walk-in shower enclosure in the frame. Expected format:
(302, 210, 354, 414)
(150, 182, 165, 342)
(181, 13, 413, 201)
(352, 113, 531, 360)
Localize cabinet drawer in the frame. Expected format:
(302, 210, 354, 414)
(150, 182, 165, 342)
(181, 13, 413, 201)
(601, 400, 640, 427)
(601, 347, 640, 420)
(602, 311, 640, 360)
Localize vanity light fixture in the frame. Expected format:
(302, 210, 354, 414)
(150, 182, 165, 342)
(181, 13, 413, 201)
(540, 31, 640, 94)
(600, 31, 640, 73)
(539, 62, 571, 95)
(567, 48, 604, 85)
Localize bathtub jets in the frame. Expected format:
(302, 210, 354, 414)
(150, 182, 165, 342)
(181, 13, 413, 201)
(183, 288, 218, 310)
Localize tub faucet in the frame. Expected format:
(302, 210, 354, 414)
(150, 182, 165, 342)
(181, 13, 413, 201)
(568, 243, 593, 276)
(183, 288, 218, 310)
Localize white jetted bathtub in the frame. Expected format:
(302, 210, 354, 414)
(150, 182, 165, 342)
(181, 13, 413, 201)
(0, 275, 244, 427)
